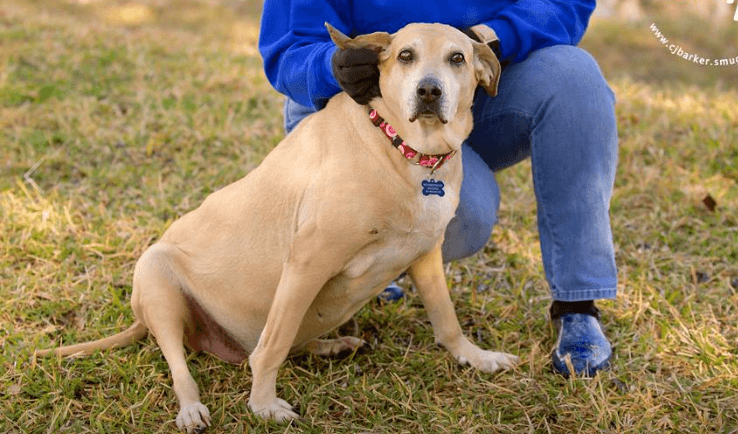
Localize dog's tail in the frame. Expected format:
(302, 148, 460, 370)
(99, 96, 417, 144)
(34, 320, 148, 358)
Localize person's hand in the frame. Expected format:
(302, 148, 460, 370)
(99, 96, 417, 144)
(331, 47, 381, 105)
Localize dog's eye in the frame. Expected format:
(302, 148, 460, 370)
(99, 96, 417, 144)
(450, 52, 465, 65)
(398, 50, 413, 63)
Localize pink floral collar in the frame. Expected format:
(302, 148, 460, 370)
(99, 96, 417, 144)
(368, 109, 456, 174)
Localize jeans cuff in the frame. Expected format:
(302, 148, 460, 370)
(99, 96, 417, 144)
(551, 287, 617, 303)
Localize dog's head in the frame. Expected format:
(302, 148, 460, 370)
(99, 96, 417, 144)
(327, 22, 501, 130)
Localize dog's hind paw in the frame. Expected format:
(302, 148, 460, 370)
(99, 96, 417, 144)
(249, 397, 300, 422)
(468, 350, 519, 373)
(303, 336, 366, 357)
(176, 402, 211, 433)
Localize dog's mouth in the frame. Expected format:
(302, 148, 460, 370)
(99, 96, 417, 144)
(409, 105, 448, 124)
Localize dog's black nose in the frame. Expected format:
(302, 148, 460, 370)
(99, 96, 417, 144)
(417, 80, 442, 103)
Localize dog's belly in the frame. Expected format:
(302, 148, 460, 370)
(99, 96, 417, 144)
(291, 228, 445, 346)
(179, 228, 445, 359)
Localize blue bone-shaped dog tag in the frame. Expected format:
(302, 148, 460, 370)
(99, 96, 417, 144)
(421, 179, 445, 197)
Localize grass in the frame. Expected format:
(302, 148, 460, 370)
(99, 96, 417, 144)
(1, 0, 737, 433)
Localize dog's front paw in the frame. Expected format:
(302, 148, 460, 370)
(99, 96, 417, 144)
(460, 350, 519, 373)
(249, 397, 300, 422)
(176, 402, 211, 433)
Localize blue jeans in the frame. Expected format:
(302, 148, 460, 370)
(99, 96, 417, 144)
(283, 45, 618, 302)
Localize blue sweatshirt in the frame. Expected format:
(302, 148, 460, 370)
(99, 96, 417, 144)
(259, 0, 595, 109)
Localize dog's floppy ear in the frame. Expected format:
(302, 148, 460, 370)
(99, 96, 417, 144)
(472, 41, 501, 97)
(325, 23, 392, 53)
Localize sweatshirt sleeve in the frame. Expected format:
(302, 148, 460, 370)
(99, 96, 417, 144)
(483, 0, 595, 64)
(258, 0, 350, 110)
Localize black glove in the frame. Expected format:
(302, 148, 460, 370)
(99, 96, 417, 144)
(463, 25, 503, 60)
(331, 47, 381, 105)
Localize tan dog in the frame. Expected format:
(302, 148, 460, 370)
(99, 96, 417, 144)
(36, 23, 518, 432)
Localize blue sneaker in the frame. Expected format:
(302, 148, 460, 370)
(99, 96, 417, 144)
(378, 281, 405, 302)
(551, 301, 612, 377)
